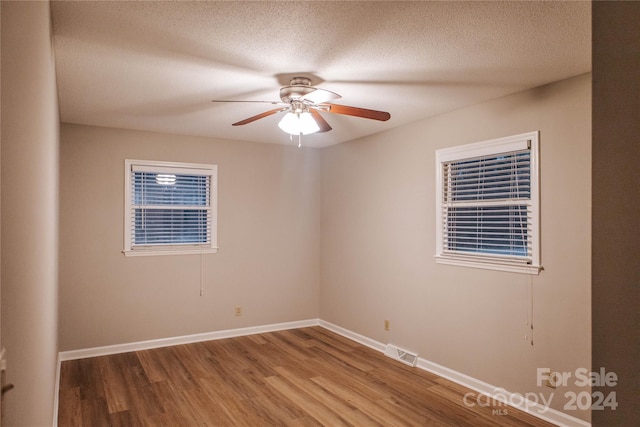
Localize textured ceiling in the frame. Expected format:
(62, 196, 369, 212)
(51, 1, 591, 148)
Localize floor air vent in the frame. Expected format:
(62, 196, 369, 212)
(384, 344, 418, 367)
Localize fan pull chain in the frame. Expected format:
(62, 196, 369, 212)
(199, 250, 204, 297)
(529, 275, 534, 346)
(289, 132, 303, 148)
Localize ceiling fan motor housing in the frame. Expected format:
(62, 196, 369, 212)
(280, 77, 315, 103)
(290, 77, 312, 86)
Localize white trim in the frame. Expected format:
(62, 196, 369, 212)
(318, 320, 386, 352)
(131, 162, 215, 176)
(416, 358, 590, 427)
(436, 132, 533, 163)
(435, 255, 542, 275)
(122, 247, 219, 257)
(58, 319, 319, 361)
(529, 130, 541, 268)
(318, 322, 589, 427)
(53, 353, 61, 427)
(435, 131, 541, 274)
(123, 159, 218, 256)
(127, 159, 217, 172)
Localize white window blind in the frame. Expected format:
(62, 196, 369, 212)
(124, 160, 218, 256)
(435, 132, 541, 274)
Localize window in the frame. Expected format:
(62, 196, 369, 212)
(123, 159, 217, 256)
(435, 132, 541, 274)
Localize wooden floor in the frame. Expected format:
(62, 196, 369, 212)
(58, 327, 554, 426)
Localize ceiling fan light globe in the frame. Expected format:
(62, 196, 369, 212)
(278, 112, 320, 135)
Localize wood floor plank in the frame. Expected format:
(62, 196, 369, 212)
(309, 338, 377, 372)
(57, 387, 83, 427)
(136, 348, 171, 383)
(278, 328, 318, 348)
(121, 363, 164, 419)
(264, 374, 351, 427)
(197, 375, 256, 423)
(205, 360, 263, 400)
(310, 375, 413, 426)
(376, 396, 447, 426)
(216, 338, 258, 370)
(80, 396, 111, 427)
(155, 345, 201, 390)
(274, 365, 384, 426)
(262, 331, 318, 362)
(59, 358, 81, 389)
(180, 385, 234, 426)
(229, 339, 280, 378)
(306, 352, 392, 402)
(97, 356, 132, 414)
(109, 410, 142, 427)
(245, 390, 312, 424)
(147, 380, 200, 426)
(58, 327, 558, 427)
(412, 386, 500, 427)
(77, 357, 107, 401)
(244, 331, 270, 345)
(301, 327, 361, 352)
(429, 378, 550, 427)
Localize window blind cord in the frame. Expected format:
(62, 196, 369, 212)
(528, 275, 534, 346)
(514, 152, 528, 257)
(510, 154, 515, 255)
(199, 204, 205, 297)
(199, 250, 204, 297)
(140, 172, 146, 239)
(474, 159, 482, 251)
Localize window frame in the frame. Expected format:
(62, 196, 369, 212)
(435, 131, 542, 275)
(123, 159, 218, 257)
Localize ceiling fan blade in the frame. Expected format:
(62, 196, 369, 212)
(232, 107, 286, 126)
(212, 100, 285, 105)
(310, 109, 332, 133)
(301, 88, 341, 104)
(324, 104, 390, 121)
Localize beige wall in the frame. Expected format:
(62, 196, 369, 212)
(1, 1, 60, 426)
(58, 125, 321, 351)
(321, 74, 591, 420)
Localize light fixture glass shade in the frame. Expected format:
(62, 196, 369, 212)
(278, 112, 320, 135)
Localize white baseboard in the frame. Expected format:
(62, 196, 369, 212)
(318, 320, 590, 427)
(416, 358, 591, 427)
(53, 353, 61, 427)
(318, 319, 386, 352)
(58, 318, 319, 361)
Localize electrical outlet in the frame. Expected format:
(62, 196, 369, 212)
(384, 320, 390, 331)
(544, 370, 558, 389)
(234, 306, 242, 316)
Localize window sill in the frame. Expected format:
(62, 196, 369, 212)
(435, 255, 542, 275)
(123, 247, 218, 257)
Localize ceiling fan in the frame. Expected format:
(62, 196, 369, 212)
(212, 77, 390, 144)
